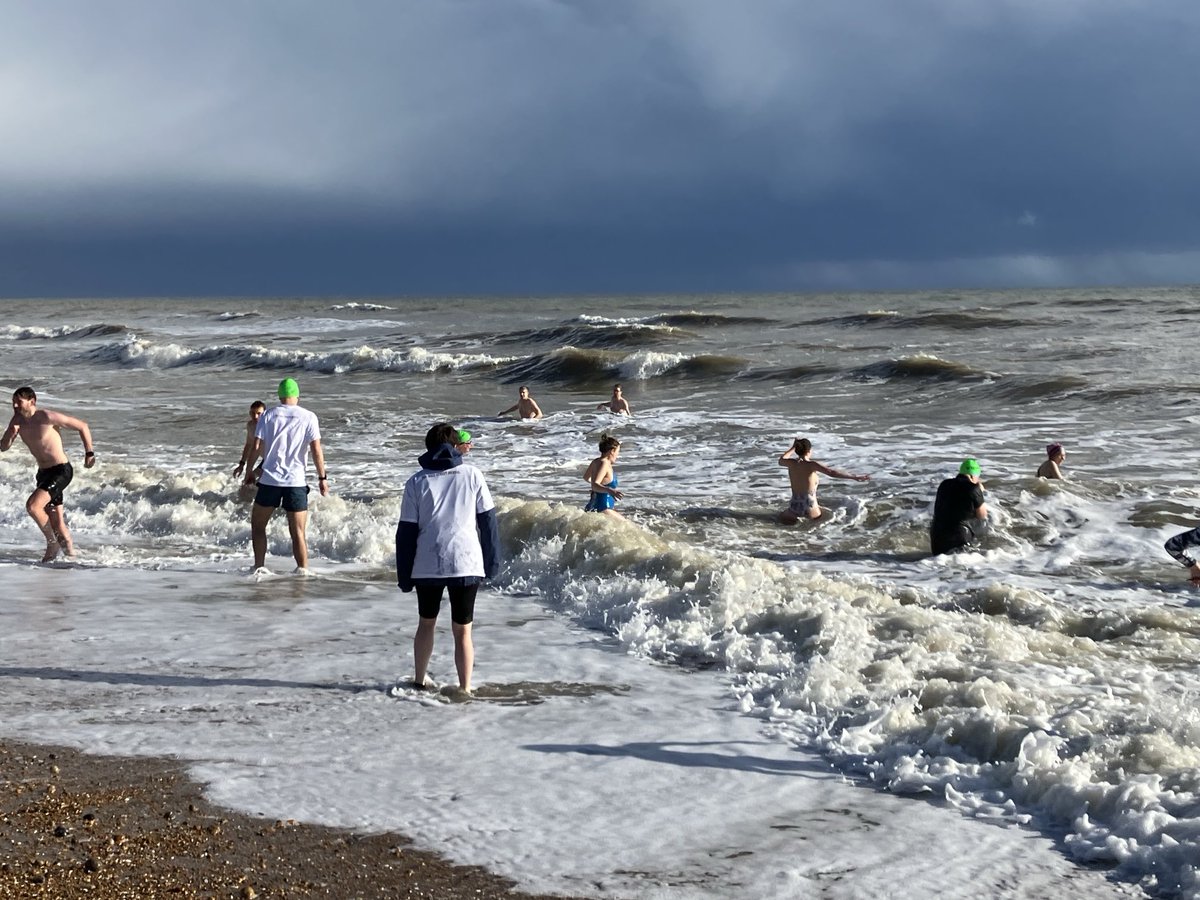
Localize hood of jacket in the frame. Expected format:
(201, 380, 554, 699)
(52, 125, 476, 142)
(417, 442, 463, 471)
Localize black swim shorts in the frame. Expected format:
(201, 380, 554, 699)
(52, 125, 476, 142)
(35, 462, 74, 508)
(415, 580, 480, 625)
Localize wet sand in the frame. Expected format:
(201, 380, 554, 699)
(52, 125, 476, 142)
(0, 740, 571, 899)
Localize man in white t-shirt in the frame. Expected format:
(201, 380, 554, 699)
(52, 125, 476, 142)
(245, 377, 328, 573)
(396, 422, 500, 693)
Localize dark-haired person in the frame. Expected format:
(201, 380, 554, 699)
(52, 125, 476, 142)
(396, 422, 500, 694)
(1037, 443, 1066, 479)
(583, 434, 624, 517)
(930, 458, 989, 555)
(233, 399, 267, 481)
(247, 378, 327, 574)
(596, 384, 631, 416)
(0, 386, 95, 561)
(777, 437, 870, 524)
(498, 385, 543, 419)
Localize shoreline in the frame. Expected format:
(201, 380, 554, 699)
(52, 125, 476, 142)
(0, 739, 572, 899)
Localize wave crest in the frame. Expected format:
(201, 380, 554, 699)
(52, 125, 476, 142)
(0, 323, 128, 340)
(83, 336, 509, 375)
(853, 354, 991, 382)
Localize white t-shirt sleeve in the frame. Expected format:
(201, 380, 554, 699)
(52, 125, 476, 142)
(400, 477, 419, 524)
(475, 471, 494, 514)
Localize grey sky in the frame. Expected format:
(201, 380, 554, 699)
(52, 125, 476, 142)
(3, 0, 1198, 296)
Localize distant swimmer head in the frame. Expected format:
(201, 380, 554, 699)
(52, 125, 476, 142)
(278, 377, 300, 399)
(457, 430, 472, 445)
(1046, 442, 1064, 459)
(959, 457, 982, 477)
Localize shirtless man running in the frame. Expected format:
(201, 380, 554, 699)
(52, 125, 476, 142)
(0, 386, 96, 561)
(778, 437, 869, 524)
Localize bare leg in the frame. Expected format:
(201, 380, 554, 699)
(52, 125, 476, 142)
(286, 509, 309, 569)
(38, 524, 60, 562)
(46, 506, 74, 557)
(807, 504, 823, 520)
(25, 490, 59, 561)
(413, 617, 437, 686)
(451, 621, 474, 692)
(250, 503, 274, 569)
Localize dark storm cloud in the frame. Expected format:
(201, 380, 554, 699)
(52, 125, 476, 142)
(2, 0, 1199, 295)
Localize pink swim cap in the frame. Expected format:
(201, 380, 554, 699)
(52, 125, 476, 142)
(1046, 443, 1063, 457)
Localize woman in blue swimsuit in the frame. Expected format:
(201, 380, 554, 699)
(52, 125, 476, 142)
(583, 434, 623, 516)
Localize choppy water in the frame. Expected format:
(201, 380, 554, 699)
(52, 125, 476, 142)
(2, 288, 1199, 897)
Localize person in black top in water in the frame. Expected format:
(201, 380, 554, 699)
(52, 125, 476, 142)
(930, 458, 989, 555)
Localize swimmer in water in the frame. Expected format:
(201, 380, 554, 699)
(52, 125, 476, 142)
(583, 434, 623, 517)
(777, 437, 870, 524)
(1037, 443, 1066, 479)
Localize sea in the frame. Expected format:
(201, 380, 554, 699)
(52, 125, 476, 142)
(1, 288, 1197, 898)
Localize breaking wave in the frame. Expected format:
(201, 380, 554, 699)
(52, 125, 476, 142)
(81, 336, 509, 375)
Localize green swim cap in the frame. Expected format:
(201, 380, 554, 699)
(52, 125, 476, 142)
(457, 430, 472, 444)
(278, 377, 300, 399)
(959, 457, 981, 476)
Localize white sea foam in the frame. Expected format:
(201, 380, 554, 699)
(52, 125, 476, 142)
(0, 565, 1141, 900)
(499, 499, 1200, 898)
(617, 350, 691, 380)
(329, 301, 398, 311)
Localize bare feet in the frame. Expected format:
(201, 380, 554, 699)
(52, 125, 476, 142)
(41, 542, 60, 563)
(1189, 564, 1200, 586)
(57, 537, 75, 559)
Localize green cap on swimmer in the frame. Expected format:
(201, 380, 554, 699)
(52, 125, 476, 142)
(457, 430, 472, 444)
(959, 457, 981, 476)
(278, 377, 300, 399)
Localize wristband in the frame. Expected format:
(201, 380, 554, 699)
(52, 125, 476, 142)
(84, 450, 95, 458)
(318, 475, 328, 481)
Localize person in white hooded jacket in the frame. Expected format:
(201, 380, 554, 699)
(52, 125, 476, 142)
(396, 422, 500, 693)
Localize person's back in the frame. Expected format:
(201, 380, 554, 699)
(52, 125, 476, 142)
(257, 403, 320, 487)
(784, 457, 821, 496)
(397, 422, 500, 694)
(777, 437, 869, 523)
(247, 378, 328, 573)
(930, 459, 988, 555)
(404, 455, 493, 578)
